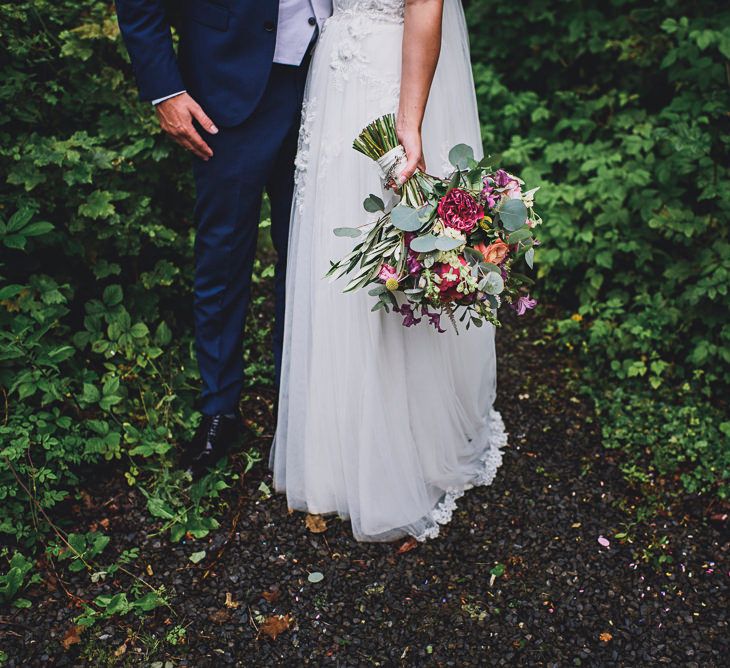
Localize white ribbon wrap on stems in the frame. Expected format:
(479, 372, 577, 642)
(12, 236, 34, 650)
(376, 144, 407, 183)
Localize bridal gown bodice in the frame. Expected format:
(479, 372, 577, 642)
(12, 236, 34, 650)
(331, 0, 404, 19)
(272, 0, 508, 542)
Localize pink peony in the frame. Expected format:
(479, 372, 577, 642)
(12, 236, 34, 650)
(437, 188, 484, 233)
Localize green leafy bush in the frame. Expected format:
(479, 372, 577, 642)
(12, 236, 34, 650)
(0, 550, 39, 609)
(0, 2, 277, 611)
(0, 0, 202, 571)
(466, 0, 730, 499)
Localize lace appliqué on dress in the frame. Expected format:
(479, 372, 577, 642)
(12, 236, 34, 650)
(331, 0, 405, 23)
(327, 4, 402, 105)
(293, 97, 318, 217)
(415, 409, 509, 542)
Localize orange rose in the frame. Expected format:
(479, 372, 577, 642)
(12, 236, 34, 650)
(474, 239, 509, 265)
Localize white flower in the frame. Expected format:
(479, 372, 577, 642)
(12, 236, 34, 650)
(441, 227, 466, 243)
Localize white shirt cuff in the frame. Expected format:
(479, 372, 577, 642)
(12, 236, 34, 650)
(152, 90, 186, 105)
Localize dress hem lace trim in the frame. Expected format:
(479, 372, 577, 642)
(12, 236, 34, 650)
(413, 408, 508, 542)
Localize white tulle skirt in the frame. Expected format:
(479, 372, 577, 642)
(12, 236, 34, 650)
(271, 0, 508, 542)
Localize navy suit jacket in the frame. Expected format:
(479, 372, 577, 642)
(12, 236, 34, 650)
(115, 0, 280, 127)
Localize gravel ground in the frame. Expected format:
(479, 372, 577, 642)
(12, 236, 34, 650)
(1, 306, 727, 667)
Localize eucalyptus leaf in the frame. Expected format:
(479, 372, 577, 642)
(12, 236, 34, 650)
(363, 194, 385, 213)
(435, 236, 465, 252)
(507, 227, 532, 244)
(333, 227, 362, 238)
(391, 204, 423, 232)
(480, 271, 505, 295)
(499, 199, 528, 231)
(448, 143, 475, 170)
(525, 247, 535, 269)
(479, 261, 502, 274)
(417, 204, 436, 222)
(446, 170, 461, 193)
(409, 235, 439, 253)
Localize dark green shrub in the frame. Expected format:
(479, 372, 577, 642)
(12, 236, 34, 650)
(466, 0, 730, 499)
(0, 1, 201, 551)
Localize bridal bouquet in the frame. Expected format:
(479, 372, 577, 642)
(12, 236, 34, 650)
(327, 114, 542, 332)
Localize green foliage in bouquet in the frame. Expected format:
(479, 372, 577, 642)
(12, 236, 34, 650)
(466, 0, 730, 500)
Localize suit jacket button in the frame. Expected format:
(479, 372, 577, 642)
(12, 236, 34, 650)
(308, 17, 316, 26)
(264, 20, 275, 32)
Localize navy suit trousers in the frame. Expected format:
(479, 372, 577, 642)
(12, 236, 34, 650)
(191, 61, 308, 415)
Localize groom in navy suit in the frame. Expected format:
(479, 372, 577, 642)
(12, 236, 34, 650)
(115, 0, 331, 472)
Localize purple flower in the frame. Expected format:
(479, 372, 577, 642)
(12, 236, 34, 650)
(493, 169, 514, 188)
(513, 294, 537, 316)
(404, 233, 423, 275)
(422, 305, 446, 333)
(493, 169, 522, 199)
(407, 254, 423, 276)
(481, 179, 498, 209)
(396, 303, 422, 328)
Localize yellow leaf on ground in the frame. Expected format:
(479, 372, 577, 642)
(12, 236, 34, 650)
(224, 592, 240, 609)
(305, 514, 328, 533)
(599, 632, 613, 643)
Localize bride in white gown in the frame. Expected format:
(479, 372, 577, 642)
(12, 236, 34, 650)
(271, 0, 508, 542)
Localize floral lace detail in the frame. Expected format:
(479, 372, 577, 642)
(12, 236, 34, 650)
(293, 97, 317, 217)
(415, 409, 509, 542)
(326, 2, 403, 103)
(331, 0, 405, 23)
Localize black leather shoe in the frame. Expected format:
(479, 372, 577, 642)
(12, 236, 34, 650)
(179, 414, 241, 478)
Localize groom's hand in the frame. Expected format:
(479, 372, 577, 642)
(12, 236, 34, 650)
(156, 93, 218, 161)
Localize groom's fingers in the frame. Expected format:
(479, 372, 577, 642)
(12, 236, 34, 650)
(183, 123, 213, 160)
(190, 103, 218, 136)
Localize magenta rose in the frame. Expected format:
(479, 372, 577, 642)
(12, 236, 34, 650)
(437, 188, 484, 233)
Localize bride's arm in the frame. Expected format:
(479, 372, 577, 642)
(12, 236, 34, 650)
(396, 0, 445, 185)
